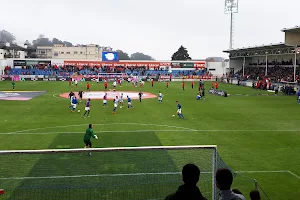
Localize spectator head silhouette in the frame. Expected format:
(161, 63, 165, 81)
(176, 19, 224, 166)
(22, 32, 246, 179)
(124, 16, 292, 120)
(182, 164, 200, 186)
(250, 190, 261, 200)
(216, 168, 233, 190)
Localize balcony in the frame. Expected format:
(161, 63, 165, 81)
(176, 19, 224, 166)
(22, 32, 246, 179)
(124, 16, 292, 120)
(4, 54, 20, 58)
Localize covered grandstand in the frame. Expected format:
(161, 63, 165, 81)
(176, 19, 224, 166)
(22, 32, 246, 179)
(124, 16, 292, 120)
(223, 26, 300, 82)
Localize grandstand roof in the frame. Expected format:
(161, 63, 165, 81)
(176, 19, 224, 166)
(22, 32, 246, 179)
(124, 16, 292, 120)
(281, 26, 300, 33)
(223, 42, 291, 53)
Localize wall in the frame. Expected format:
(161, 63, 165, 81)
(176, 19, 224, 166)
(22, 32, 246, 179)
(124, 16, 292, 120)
(0, 49, 4, 60)
(0, 60, 12, 75)
(285, 32, 300, 46)
(229, 58, 251, 74)
(206, 62, 226, 76)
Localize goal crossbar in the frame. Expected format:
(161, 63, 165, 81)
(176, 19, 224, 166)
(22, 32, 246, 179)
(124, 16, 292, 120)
(0, 145, 217, 155)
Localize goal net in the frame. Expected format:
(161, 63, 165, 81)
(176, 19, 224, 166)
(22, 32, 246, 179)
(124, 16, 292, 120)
(0, 145, 229, 200)
(98, 73, 126, 81)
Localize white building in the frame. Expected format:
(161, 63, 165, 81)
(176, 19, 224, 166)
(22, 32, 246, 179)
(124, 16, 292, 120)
(36, 44, 102, 60)
(0, 43, 27, 60)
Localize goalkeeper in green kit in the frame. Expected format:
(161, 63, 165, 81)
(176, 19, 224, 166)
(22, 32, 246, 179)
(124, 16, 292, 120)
(83, 124, 98, 156)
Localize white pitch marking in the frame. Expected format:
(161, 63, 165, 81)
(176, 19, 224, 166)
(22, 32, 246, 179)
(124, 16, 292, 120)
(3, 129, 300, 135)
(0, 170, 292, 180)
(0, 130, 197, 135)
(235, 170, 289, 173)
(287, 171, 300, 180)
(2, 123, 197, 134)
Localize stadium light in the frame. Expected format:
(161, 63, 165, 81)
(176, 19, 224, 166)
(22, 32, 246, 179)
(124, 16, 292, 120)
(225, 0, 239, 50)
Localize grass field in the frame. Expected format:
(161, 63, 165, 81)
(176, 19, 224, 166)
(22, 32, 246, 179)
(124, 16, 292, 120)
(0, 80, 299, 200)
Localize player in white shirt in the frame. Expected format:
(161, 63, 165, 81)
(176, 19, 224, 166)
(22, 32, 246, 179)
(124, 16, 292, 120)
(113, 81, 117, 88)
(158, 91, 163, 103)
(96, 78, 99, 84)
(112, 96, 119, 114)
(119, 93, 124, 108)
(75, 80, 78, 88)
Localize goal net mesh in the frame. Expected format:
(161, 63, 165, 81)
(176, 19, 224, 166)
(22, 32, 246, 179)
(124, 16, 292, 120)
(0, 146, 229, 200)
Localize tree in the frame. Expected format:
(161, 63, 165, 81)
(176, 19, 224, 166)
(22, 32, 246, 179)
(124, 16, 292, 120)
(130, 52, 154, 60)
(32, 34, 52, 47)
(171, 45, 191, 60)
(63, 41, 73, 47)
(52, 38, 63, 45)
(102, 46, 113, 51)
(0, 30, 16, 43)
(116, 50, 130, 60)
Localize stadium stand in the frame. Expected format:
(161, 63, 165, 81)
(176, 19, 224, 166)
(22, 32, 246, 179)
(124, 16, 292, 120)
(236, 65, 300, 83)
(4, 65, 208, 77)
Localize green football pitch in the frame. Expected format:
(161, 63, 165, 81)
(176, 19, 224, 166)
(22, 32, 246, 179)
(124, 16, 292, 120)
(0, 81, 299, 200)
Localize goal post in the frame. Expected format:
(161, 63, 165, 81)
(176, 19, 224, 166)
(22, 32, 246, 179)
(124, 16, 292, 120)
(0, 145, 226, 200)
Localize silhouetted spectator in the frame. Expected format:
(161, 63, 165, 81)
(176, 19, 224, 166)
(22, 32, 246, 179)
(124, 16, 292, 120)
(165, 164, 207, 200)
(250, 190, 261, 200)
(216, 168, 246, 200)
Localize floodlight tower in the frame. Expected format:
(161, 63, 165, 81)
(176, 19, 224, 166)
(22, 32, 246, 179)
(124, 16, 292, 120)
(225, 0, 238, 50)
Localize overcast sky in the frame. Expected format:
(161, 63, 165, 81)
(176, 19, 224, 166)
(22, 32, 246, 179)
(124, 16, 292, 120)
(0, 0, 299, 60)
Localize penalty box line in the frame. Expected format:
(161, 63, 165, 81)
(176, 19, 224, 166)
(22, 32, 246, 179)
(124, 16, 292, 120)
(0, 170, 298, 180)
(0, 130, 196, 135)
(1, 130, 300, 135)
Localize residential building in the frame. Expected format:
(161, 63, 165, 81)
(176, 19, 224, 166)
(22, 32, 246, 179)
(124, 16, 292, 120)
(36, 44, 102, 60)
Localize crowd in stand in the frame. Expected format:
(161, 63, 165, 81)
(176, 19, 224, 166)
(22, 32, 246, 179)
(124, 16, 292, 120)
(3, 65, 208, 77)
(249, 59, 300, 66)
(237, 66, 299, 83)
(165, 164, 261, 200)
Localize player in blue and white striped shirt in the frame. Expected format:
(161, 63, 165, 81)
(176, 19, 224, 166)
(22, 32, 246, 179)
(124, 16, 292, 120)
(127, 96, 133, 109)
(176, 101, 184, 119)
(83, 98, 91, 118)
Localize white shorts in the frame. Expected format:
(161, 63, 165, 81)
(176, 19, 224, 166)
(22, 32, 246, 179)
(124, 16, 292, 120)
(128, 102, 132, 105)
(119, 99, 123, 103)
(85, 107, 90, 111)
(177, 109, 182, 114)
(72, 104, 77, 109)
(158, 97, 162, 101)
(114, 103, 117, 108)
(103, 100, 107, 104)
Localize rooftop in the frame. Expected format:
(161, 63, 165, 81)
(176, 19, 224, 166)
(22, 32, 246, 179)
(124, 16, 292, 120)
(223, 42, 292, 53)
(281, 26, 300, 33)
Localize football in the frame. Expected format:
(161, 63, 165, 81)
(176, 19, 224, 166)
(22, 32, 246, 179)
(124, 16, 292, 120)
(172, 115, 175, 117)
(78, 110, 81, 113)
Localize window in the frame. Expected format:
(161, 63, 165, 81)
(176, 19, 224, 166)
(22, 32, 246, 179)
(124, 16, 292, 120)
(80, 52, 83, 54)
(74, 51, 78, 54)
(41, 51, 46, 54)
(61, 52, 64, 54)
(66, 52, 70, 54)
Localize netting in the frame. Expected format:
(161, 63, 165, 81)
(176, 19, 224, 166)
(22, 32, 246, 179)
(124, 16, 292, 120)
(98, 73, 126, 80)
(0, 146, 229, 200)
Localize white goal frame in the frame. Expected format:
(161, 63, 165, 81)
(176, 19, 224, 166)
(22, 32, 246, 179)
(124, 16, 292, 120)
(98, 73, 126, 80)
(0, 145, 218, 200)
